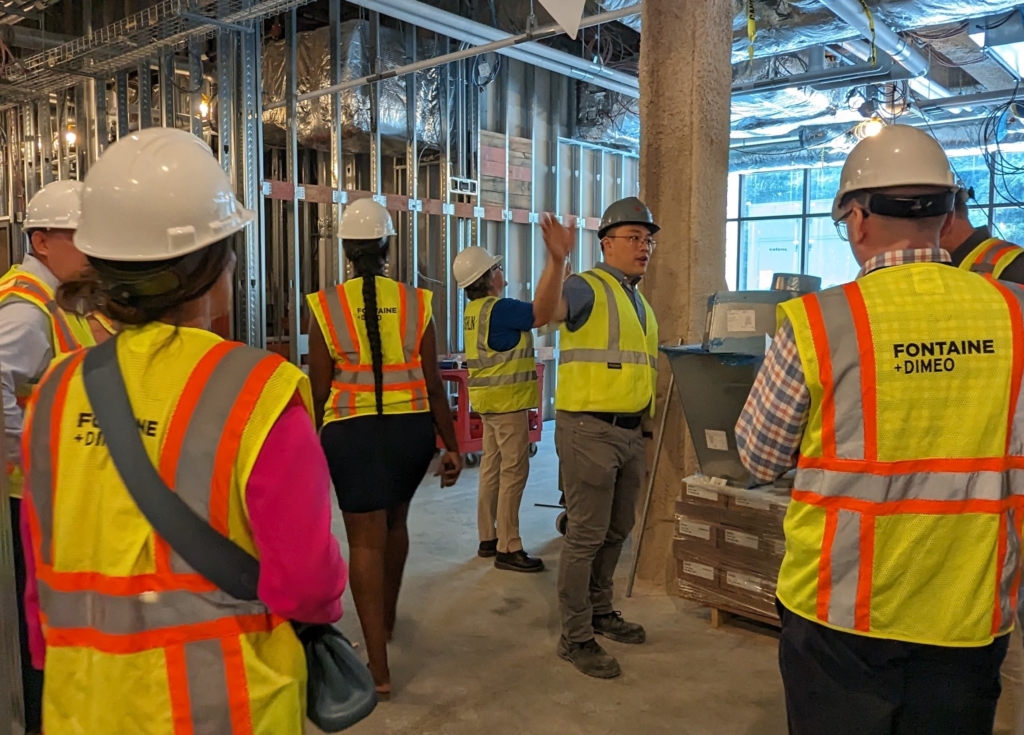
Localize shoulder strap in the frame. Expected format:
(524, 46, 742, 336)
(82, 337, 260, 601)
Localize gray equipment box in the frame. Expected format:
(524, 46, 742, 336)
(703, 290, 801, 356)
(662, 345, 763, 487)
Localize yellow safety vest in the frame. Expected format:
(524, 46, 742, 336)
(0, 265, 96, 498)
(463, 296, 538, 414)
(22, 323, 312, 734)
(555, 268, 658, 415)
(306, 277, 431, 424)
(960, 237, 1024, 279)
(776, 262, 1024, 646)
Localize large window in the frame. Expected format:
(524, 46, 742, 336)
(727, 154, 1024, 290)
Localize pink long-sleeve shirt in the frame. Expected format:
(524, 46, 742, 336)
(21, 397, 346, 669)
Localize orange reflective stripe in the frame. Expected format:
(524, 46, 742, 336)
(222, 637, 256, 735)
(333, 379, 427, 393)
(844, 283, 877, 461)
(817, 508, 839, 622)
(797, 455, 1024, 474)
(854, 515, 875, 632)
(159, 341, 237, 574)
(993, 279, 1024, 454)
(209, 355, 282, 535)
(317, 291, 347, 363)
(806, 295, 836, 457)
(399, 282, 409, 348)
(45, 613, 284, 654)
(39, 565, 215, 596)
(792, 489, 1024, 515)
(47, 352, 84, 562)
(166, 644, 196, 735)
(994, 513, 1010, 636)
(337, 285, 361, 361)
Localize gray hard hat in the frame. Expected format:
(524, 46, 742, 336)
(598, 197, 660, 239)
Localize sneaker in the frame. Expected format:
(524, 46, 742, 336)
(478, 540, 498, 558)
(494, 549, 545, 573)
(557, 637, 621, 679)
(593, 611, 646, 644)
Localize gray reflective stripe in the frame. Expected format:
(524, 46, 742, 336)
(795, 467, 1022, 503)
(170, 346, 269, 575)
(998, 508, 1021, 632)
(559, 348, 654, 367)
(468, 349, 534, 370)
(27, 354, 79, 566)
(402, 285, 422, 358)
(38, 579, 267, 635)
(827, 509, 862, 630)
(3, 284, 80, 351)
(333, 367, 425, 387)
(980, 242, 1020, 267)
(184, 638, 235, 735)
(467, 372, 537, 388)
(333, 387, 353, 417)
(814, 288, 865, 459)
(999, 285, 1024, 452)
(324, 287, 357, 361)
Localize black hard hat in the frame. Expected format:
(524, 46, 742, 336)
(598, 197, 660, 239)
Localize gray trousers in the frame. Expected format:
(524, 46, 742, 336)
(555, 411, 645, 643)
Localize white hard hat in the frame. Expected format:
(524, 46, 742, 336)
(24, 180, 83, 231)
(339, 198, 396, 239)
(832, 124, 955, 221)
(453, 246, 502, 289)
(75, 127, 255, 262)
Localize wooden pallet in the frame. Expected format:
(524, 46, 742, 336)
(709, 604, 780, 631)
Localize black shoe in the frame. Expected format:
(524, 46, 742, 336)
(557, 637, 621, 679)
(593, 611, 646, 644)
(494, 549, 545, 573)
(478, 540, 498, 558)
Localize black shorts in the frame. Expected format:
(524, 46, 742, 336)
(320, 412, 437, 514)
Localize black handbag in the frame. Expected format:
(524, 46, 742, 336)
(81, 338, 377, 733)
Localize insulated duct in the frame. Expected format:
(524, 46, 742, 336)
(262, 21, 441, 150)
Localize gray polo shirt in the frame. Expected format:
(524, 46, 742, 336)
(562, 262, 647, 333)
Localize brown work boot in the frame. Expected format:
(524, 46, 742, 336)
(557, 636, 622, 679)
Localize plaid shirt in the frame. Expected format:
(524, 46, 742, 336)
(735, 246, 953, 483)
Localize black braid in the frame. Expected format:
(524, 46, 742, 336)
(347, 244, 387, 416)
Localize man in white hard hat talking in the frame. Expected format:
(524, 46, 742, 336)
(452, 230, 574, 572)
(0, 179, 98, 734)
(737, 124, 1023, 735)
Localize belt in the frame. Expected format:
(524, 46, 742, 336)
(584, 412, 643, 430)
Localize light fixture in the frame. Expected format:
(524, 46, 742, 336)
(65, 129, 76, 146)
(856, 116, 885, 140)
(199, 97, 210, 119)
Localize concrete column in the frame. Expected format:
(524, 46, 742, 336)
(636, 0, 733, 588)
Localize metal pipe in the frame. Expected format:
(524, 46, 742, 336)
(732, 56, 894, 97)
(920, 87, 1021, 111)
(841, 38, 952, 99)
(266, 6, 640, 112)
(818, 0, 933, 78)
(344, 0, 641, 97)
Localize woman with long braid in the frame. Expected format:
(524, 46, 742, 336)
(307, 199, 461, 698)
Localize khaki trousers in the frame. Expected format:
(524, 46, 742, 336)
(477, 410, 531, 553)
(996, 616, 1024, 735)
(555, 411, 645, 642)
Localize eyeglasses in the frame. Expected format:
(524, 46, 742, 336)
(606, 235, 657, 250)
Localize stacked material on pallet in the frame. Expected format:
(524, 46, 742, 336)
(479, 131, 534, 210)
(675, 474, 790, 624)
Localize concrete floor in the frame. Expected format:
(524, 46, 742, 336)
(324, 428, 788, 735)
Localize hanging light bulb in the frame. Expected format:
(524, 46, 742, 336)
(199, 97, 210, 119)
(856, 115, 885, 140)
(65, 129, 77, 146)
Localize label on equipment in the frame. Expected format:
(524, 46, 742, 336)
(678, 519, 712, 541)
(727, 309, 757, 333)
(683, 561, 715, 581)
(724, 529, 760, 550)
(705, 429, 729, 452)
(686, 485, 720, 502)
(735, 496, 772, 511)
(726, 571, 764, 592)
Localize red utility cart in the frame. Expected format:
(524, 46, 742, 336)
(436, 363, 545, 466)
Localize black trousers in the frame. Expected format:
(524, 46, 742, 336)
(11, 498, 43, 732)
(778, 600, 1008, 735)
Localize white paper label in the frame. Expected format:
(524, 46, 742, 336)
(686, 485, 720, 502)
(724, 529, 760, 550)
(678, 519, 712, 541)
(705, 429, 729, 452)
(683, 561, 716, 581)
(735, 496, 772, 511)
(708, 476, 729, 487)
(726, 571, 764, 592)
(727, 309, 757, 333)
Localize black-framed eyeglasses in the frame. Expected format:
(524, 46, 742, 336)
(606, 235, 657, 250)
